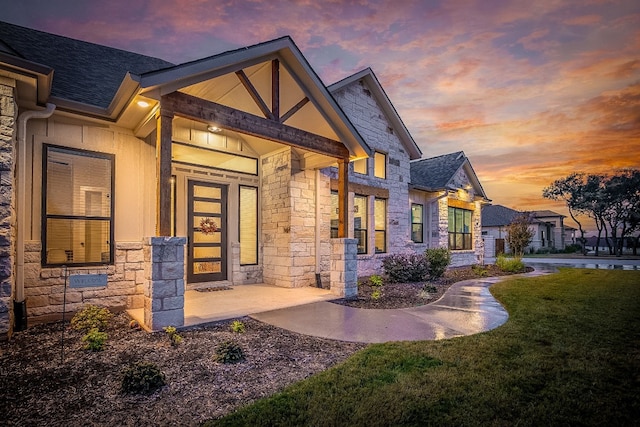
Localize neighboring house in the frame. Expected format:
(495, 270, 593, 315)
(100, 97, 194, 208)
(410, 152, 490, 266)
(481, 205, 568, 256)
(0, 21, 490, 337)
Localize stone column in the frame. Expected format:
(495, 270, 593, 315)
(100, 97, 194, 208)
(0, 77, 16, 339)
(330, 238, 358, 298)
(143, 237, 186, 331)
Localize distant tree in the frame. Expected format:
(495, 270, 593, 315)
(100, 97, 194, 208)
(543, 173, 590, 255)
(505, 212, 535, 258)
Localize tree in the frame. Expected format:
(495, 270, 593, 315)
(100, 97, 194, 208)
(505, 212, 535, 257)
(543, 173, 590, 255)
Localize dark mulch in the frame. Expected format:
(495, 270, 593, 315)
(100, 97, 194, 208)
(332, 264, 532, 309)
(0, 264, 528, 426)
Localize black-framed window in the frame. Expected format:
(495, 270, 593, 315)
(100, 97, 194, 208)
(411, 203, 423, 243)
(374, 152, 386, 179)
(42, 145, 114, 266)
(448, 207, 472, 250)
(374, 198, 386, 253)
(239, 185, 258, 265)
(354, 195, 368, 254)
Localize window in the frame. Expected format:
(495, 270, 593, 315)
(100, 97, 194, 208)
(374, 152, 386, 179)
(354, 195, 368, 254)
(353, 158, 367, 175)
(172, 141, 258, 175)
(374, 198, 387, 253)
(411, 203, 423, 243)
(330, 191, 339, 238)
(239, 186, 258, 265)
(42, 145, 114, 266)
(448, 207, 472, 250)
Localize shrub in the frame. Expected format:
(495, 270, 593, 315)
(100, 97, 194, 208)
(369, 275, 383, 287)
(424, 248, 451, 279)
(214, 341, 245, 364)
(471, 264, 489, 277)
(163, 326, 183, 346)
(496, 254, 526, 273)
(381, 253, 429, 283)
(82, 328, 107, 351)
(121, 361, 166, 394)
(371, 289, 382, 300)
(230, 320, 246, 334)
(70, 305, 113, 332)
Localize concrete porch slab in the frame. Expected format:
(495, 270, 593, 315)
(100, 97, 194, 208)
(127, 283, 335, 329)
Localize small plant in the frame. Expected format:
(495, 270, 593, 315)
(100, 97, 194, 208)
(230, 320, 246, 333)
(369, 275, 384, 287)
(382, 253, 429, 283)
(70, 305, 113, 332)
(423, 285, 438, 293)
(371, 289, 382, 300)
(496, 254, 526, 273)
(425, 248, 451, 279)
(82, 328, 107, 351)
(163, 326, 183, 346)
(121, 361, 166, 394)
(214, 341, 245, 364)
(471, 264, 489, 277)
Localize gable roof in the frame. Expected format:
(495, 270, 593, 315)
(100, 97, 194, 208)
(0, 21, 173, 108)
(328, 68, 422, 160)
(481, 204, 522, 227)
(410, 151, 488, 199)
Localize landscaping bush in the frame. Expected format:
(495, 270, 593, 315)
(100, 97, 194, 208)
(70, 305, 113, 332)
(230, 320, 246, 334)
(214, 341, 245, 364)
(163, 326, 183, 346)
(121, 361, 166, 394)
(496, 254, 526, 273)
(424, 248, 451, 279)
(82, 328, 107, 351)
(381, 253, 429, 283)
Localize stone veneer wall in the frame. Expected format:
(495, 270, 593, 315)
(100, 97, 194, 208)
(0, 77, 16, 338)
(22, 241, 145, 324)
(331, 78, 413, 277)
(261, 148, 320, 288)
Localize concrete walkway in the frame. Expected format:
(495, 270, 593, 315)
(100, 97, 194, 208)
(251, 270, 548, 343)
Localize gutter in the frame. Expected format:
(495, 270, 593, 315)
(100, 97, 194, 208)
(14, 103, 56, 330)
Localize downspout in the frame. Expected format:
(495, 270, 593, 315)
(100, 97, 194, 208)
(15, 103, 56, 329)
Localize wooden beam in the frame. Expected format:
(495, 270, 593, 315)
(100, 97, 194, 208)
(162, 91, 350, 159)
(235, 70, 274, 120)
(337, 157, 349, 238)
(156, 107, 174, 236)
(280, 96, 309, 124)
(272, 59, 280, 121)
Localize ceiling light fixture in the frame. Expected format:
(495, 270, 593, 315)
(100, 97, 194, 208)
(137, 100, 150, 108)
(207, 125, 222, 133)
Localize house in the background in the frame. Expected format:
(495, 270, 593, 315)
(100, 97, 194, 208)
(0, 21, 490, 338)
(481, 205, 569, 256)
(409, 152, 490, 266)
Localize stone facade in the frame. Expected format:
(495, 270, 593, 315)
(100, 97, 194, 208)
(22, 241, 146, 324)
(143, 237, 185, 331)
(261, 148, 330, 288)
(331, 77, 414, 276)
(330, 238, 358, 297)
(0, 77, 16, 338)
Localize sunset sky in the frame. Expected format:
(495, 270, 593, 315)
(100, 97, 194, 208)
(2, 0, 639, 233)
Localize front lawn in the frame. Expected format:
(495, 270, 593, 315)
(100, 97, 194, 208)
(210, 269, 640, 426)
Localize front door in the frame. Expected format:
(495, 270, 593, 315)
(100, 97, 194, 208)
(187, 180, 227, 283)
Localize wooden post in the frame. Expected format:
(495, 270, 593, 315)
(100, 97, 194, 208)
(272, 59, 280, 121)
(337, 157, 349, 238)
(156, 107, 174, 236)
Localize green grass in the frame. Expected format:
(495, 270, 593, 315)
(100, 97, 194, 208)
(207, 269, 640, 426)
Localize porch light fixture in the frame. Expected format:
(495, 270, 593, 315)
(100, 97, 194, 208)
(136, 100, 150, 108)
(207, 125, 222, 133)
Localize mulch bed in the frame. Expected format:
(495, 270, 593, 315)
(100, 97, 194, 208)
(0, 264, 528, 426)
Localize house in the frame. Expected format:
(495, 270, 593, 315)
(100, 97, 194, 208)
(481, 205, 568, 255)
(0, 21, 489, 338)
(409, 152, 490, 266)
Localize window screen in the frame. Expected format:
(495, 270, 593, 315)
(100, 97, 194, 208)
(43, 145, 114, 265)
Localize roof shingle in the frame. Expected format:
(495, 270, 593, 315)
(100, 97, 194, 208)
(410, 151, 465, 190)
